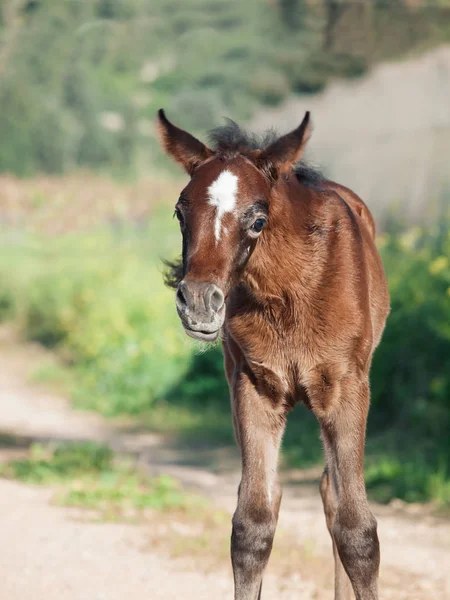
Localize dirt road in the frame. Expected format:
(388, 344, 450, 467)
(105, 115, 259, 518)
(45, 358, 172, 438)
(0, 327, 448, 599)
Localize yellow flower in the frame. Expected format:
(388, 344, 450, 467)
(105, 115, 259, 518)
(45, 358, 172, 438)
(399, 228, 421, 251)
(429, 256, 448, 276)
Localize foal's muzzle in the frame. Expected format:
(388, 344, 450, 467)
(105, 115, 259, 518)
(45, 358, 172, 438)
(176, 280, 225, 342)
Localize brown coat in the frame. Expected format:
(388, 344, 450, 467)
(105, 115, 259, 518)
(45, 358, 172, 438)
(158, 108, 390, 600)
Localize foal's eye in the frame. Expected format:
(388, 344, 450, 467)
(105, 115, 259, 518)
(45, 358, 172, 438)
(250, 218, 266, 234)
(174, 208, 184, 225)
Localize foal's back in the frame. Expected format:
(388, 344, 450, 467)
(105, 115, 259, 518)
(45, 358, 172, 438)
(319, 178, 390, 350)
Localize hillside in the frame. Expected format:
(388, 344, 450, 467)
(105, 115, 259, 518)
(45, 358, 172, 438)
(1, 0, 450, 176)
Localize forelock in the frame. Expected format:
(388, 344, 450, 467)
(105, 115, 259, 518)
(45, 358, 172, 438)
(207, 119, 278, 157)
(207, 119, 324, 186)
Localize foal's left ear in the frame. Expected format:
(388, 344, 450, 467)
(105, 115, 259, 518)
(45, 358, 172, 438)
(256, 111, 312, 178)
(157, 109, 214, 175)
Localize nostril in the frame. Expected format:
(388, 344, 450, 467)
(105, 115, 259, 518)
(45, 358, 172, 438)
(176, 285, 187, 309)
(210, 287, 225, 312)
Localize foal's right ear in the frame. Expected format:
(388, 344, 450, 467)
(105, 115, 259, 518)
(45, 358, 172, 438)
(157, 109, 213, 175)
(256, 111, 312, 179)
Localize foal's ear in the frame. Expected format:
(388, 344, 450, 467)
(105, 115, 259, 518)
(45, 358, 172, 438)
(257, 111, 312, 178)
(157, 109, 213, 175)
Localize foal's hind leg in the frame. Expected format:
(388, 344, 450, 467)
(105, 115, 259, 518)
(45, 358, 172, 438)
(230, 370, 285, 600)
(320, 467, 354, 600)
(316, 378, 379, 600)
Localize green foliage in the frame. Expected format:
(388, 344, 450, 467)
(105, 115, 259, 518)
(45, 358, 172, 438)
(0, 213, 190, 415)
(371, 219, 450, 453)
(0, 441, 192, 518)
(0, 278, 14, 322)
(365, 453, 450, 506)
(30, 361, 74, 394)
(0, 199, 449, 505)
(61, 471, 188, 516)
(248, 69, 291, 106)
(2, 1, 449, 175)
(0, 442, 113, 484)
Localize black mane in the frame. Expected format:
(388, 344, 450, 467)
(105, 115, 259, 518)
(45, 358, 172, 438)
(208, 120, 324, 186)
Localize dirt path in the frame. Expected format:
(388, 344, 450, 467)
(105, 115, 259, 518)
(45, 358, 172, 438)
(0, 327, 449, 599)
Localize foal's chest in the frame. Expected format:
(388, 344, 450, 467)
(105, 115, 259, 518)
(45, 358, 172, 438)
(226, 310, 331, 407)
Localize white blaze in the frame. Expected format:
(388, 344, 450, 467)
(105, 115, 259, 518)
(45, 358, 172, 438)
(207, 170, 238, 241)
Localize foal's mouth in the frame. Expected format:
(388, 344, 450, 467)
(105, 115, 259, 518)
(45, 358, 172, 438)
(180, 308, 225, 343)
(184, 326, 220, 343)
(175, 283, 226, 343)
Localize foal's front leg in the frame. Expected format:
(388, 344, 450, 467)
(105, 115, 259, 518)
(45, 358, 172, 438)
(230, 370, 285, 600)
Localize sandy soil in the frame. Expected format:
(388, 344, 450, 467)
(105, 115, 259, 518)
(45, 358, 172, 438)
(0, 326, 448, 599)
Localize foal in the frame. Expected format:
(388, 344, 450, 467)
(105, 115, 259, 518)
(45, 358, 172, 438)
(158, 109, 390, 600)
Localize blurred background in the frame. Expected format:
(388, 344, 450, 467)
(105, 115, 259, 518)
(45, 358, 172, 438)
(0, 2, 449, 597)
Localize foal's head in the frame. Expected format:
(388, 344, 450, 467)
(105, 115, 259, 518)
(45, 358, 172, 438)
(157, 109, 311, 342)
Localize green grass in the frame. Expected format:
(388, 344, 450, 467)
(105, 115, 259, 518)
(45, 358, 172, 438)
(30, 361, 75, 396)
(365, 456, 450, 506)
(0, 441, 113, 483)
(60, 471, 190, 517)
(0, 213, 190, 417)
(0, 442, 195, 520)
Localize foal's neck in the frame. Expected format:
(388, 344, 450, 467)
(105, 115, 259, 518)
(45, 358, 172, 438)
(241, 178, 323, 306)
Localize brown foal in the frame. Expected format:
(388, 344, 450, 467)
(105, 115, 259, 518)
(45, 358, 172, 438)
(157, 108, 390, 600)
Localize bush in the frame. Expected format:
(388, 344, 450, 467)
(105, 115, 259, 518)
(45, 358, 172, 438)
(0, 226, 191, 416)
(168, 89, 225, 132)
(249, 69, 290, 106)
(371, 217, 450, 464)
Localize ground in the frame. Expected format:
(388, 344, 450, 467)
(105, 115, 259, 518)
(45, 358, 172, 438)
(0, 326, 448, 599)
